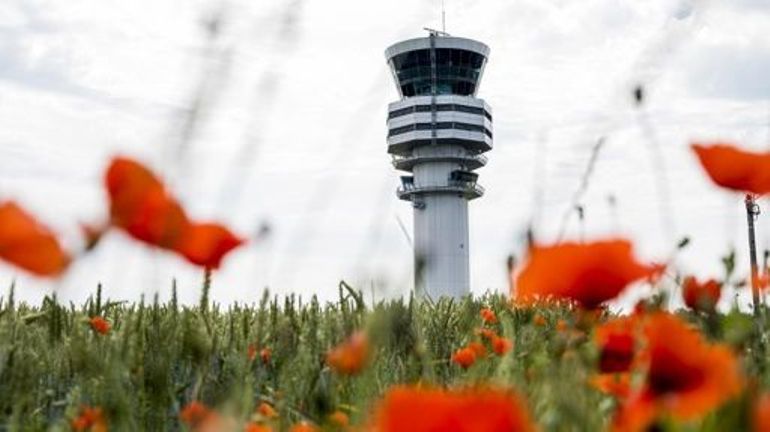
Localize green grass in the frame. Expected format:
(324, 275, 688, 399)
(0, 281, 768, 431)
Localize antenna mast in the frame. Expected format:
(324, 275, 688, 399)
(442, 0, 446, 33)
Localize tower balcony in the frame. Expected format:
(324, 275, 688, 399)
(391, 151, 488, 171)
(397, 180, 485, 201)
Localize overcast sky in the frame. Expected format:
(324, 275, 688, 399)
(1, 0, 770, 308)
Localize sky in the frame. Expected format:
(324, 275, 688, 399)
(1, 0, 770, 308)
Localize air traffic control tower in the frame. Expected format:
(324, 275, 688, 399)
(385, 32, 492, 298)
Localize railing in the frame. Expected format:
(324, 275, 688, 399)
(396, 182, 485, 200)
(391, 152, 488, 169)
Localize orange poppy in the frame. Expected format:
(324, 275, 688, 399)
(289, 422, 319, 432)
(173, 222, 244, 269)
(682, 276, 721, 312)
(452, 347, 477, 369)
(0, 201, 70, 277)
(476, 328, 497, 341)
(105, 158, 188, 249)
(594, 317, 637, 374)
(480, 308, 498, 324)
(104, 157, 244, 267)
(260, 347, 272, 365)
(245, 423, 273, 432)
(468, 341, 487, 357)
(180, 401, 213, 427)
(89, 316, 111, 335)
(556, 319, 568, 333)
(257, 402, 277, 419)
(370, 385, 536, 432)
(514, 239, 660, 309)
(328, 410, 350, 428)
(491, 336, 513, 356)
(612, 313, 744, 431)
(754, 393, 770, 432)
(589, 373, 631, 400)
(71, 406, 107, 432)
(533, 314, 547, 327)
(326, 331, 369, 375)
(691, 143, 770, 195)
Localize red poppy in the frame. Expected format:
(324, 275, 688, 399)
(590, 373, 631, 400)
(595, 317, 637, 374)
(480, 307, 498, 324)
(180, 401, 213, 427)
(0, 201, 70, 277)
(104, 157, 244, 267)
(754, 393, 770, 432)
(514, 239, 660, 309)
(533, 314, 546, 326)
(556, 319, 569, 333)
(174, 222, 244, 269)
(467, 341, 487, 358)
(328, 410, 350, 428)
(452, 347, 477, 369)
(245, 423, 273, 432)
(71, 406, 107, 432)
(326, 331, 369, 375)
(476, 328, 497, 341)
(371, 386, 536, 432)
(260, 347, 272, 365)
(612, 313, 744, 431)
(691, 143, 770, 195)
(257, 402, 277, 419)
(89, 316, 111, 335)
(491, 336, 513, 356)
(105, 158, 188, 248)
(289, 422, 319, 432)
(682, 276, 721, 312)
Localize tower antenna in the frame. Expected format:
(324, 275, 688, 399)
(442, 0, 446, 33)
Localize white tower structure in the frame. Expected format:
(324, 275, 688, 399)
(385, 32, 492, 298)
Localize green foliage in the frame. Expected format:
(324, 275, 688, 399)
(0, 284, 769, 431)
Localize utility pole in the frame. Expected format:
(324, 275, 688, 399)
(746, 194, 761, 315)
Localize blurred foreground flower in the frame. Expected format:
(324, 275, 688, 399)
(612, 313, 744, 431)
(590, 373, 631, 400)
(71, 406, 107, 432)
(326, 331, 369, 375)
(370, 386, 536, 432)
(0, 201, 70, 277)
(595, 317, 637, 374)
(754, 393, 770, 432)
(514, 239, 660, 309)
(682, 276, 721, 313)
(105, 157, 244, 268)
(692, 143, 770, 195)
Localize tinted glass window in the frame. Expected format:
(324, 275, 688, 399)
(389, 122, 493, 138)
(390, 48, 485, 96)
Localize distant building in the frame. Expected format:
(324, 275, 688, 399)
(385, 32, 492, 298)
